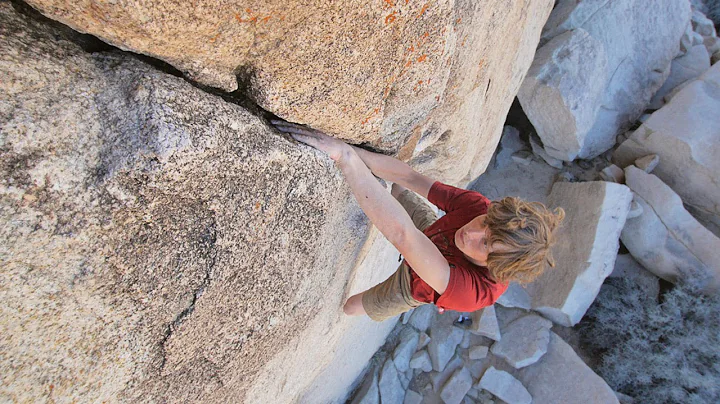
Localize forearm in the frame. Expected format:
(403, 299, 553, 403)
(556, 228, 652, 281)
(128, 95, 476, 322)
(337, 148, 415, 246)
(350, 146, 414, 184)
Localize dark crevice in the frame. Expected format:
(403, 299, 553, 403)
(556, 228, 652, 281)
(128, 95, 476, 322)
(158, 219, 218, 371)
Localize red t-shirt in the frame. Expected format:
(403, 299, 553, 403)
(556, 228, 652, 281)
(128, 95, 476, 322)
(407, 181, 508, 312)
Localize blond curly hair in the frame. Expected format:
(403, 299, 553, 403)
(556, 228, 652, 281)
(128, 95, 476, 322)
(484, 197, 565, 284)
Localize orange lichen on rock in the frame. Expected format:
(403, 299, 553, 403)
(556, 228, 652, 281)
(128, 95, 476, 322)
(385, 11, 397, 24)
(417, 54, 427, 62)
(209, 32, 221, 43)
(418, 3, 429, 17)
(384, 0, 396, 7)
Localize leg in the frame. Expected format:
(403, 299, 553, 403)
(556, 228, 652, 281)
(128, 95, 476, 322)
(343, 292, 367, 316)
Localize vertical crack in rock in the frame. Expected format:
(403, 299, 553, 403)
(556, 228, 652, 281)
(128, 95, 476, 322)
(158, 218, 218, 371)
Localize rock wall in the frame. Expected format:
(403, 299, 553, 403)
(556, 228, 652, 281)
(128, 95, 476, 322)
(0, 0, 554, 402)
(23, 0, 554, 184)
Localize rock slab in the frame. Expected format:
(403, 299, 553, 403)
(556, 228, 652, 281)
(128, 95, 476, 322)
(478, 367, 532, 404)
(526, 181, 633, 326)
(621, 166, 720, 291)
(440, 367, 473, 404)
(469, 305, 501, 341)
(490, 314, 552, 369)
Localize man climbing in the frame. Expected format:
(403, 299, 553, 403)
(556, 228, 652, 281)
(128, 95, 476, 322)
(272, 120, 564, 322)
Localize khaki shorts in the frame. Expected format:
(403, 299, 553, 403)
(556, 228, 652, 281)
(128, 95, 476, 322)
(362, 190, 438, 322)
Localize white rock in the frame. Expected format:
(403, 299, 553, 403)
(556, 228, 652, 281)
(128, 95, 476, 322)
(613, 63, 720, 237)
(496, 283, 531, 309)
(634, 154, 660, 173)
(403, 390, 423, 404)
(469, 346, 489, 360)
(407, 304, 436, 333)
(529, 134, 564, 168)
(430, 354, 465, 391)
(680, 23, 704, 53)
(379, 359, 405, 404)
(469, 305, 501, 341)
(350, 368, 379, 404)
(599, 164, 624, 183)
(626, 200, 643, 219)
(393, 330, 420, 373)
(441, 367, 473, 404)
(398, 371, 411, 391)
(409, 350, 433, 373)
(427, 324, 464, 372)
(526, 181, 633, 326)
(704, 36, 720, 57)
(495, 126, 527, 169)
(519, 28, 607, 161)
(648, 44, 710, 109)
(478, 367, 532, 404)
(511, 151, 534, 166)
(490, 314, 552, 369)
(692, 9, 717, 37)
(620, 166, 720, 291)
(516, 332, 619, 403)
(532, 0, 690, 160)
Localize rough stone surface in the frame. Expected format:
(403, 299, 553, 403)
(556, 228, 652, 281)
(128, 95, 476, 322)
(417, 332, 431, 350)
(0, 4, 398, 403)
(526, 181, 633, 326)
(409, 350, 433, 373)
(379, 359, 405, 404)
(634, 154, 660, 173)
(648, 44, 710, 109)
(613, 63, 720, 237)
(393, 329, 420, 373)
(490, 314, 552, 369)
(427, 323, 464, 372)
(478, 367, 531, 404)
(469, 346, 489, 360)
(25, 0, 555, 186)
(440, 367, 473, 404)
(403, 390, 423, 404)
(407, 303, 436, 333)
(350, 368, 380, 404)
(469, 305, 501, 341)
(518, 28, 607, 161)
(496, 283, 532, 310)
(529, 134, 564, 168)
(527, 0, 691, 160)
(621, 166, 720, 291)
(599, 164, 625, 183)
(516, 332, 619, 404)
(495, 126, 528, 169)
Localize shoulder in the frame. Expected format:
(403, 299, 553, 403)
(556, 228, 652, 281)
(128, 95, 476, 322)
(435, 262, 508, 311)
(428, 182, 490, 214)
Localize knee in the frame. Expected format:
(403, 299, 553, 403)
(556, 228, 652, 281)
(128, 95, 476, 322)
(343, 293, 366, 316)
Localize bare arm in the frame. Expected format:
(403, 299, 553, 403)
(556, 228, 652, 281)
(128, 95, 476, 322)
(350, 146, 435, 199)
(272, 121, 450, 294)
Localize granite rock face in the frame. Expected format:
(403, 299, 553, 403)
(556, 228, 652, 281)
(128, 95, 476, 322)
(520, 0, 691, 160)
(621, 166, 720, 291)
(526, 181, 633, 326)
(613, 63, 720, 237)
(25, 0, 554, 185)
(490, 314, 552, 369)
(0, 3, 395, 402)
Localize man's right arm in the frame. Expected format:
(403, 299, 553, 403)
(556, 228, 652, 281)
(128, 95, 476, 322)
(350, 146, 435, 198)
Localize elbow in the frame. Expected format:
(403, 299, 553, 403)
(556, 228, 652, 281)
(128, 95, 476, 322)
(388, 224, 416, 252)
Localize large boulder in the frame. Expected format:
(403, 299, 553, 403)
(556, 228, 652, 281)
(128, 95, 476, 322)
(23, 0, 555, 185)
(526, 181, 633, 326)
(520, 0, 691, 161)
(613, 62, 720, 237)
(516, 332, 619, 404)
(647, 44, 710, 110)
(0, 3, 397, 402)
(620, 166, 720, 291)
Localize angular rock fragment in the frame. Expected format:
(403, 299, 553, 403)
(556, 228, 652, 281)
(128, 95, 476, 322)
(469, 305, 501, 341)
(529, 135, 564, 169)
(403, 390, 423, 404)
(626, 200, 644, 219)
(469, 346, 489, 360)
(648, 44, 710, 109)
(516, 333, 619, 403)
(634, 154, 660, 173)
(519, 28, 606, 161)
(393, 330, 420, 373)
(599, 164, 625, 183)
(621, 166, 720, 291)
(407, 304, 436, 333)
(496, 283, 531, 310)
(527, 0, 690, 160)
(613, 63, 720, 237)
(409, 350, 432, 373)
(478, 367, 532, 404)
(495, 126, 528, 169)
(526, 181, 633, 326)
(379, 359, 405, 404)
(490, 314, 552, 369)
(427, 324, 464, 372)
(440, 367, 473, 404)
(417, 332, 431, 350)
